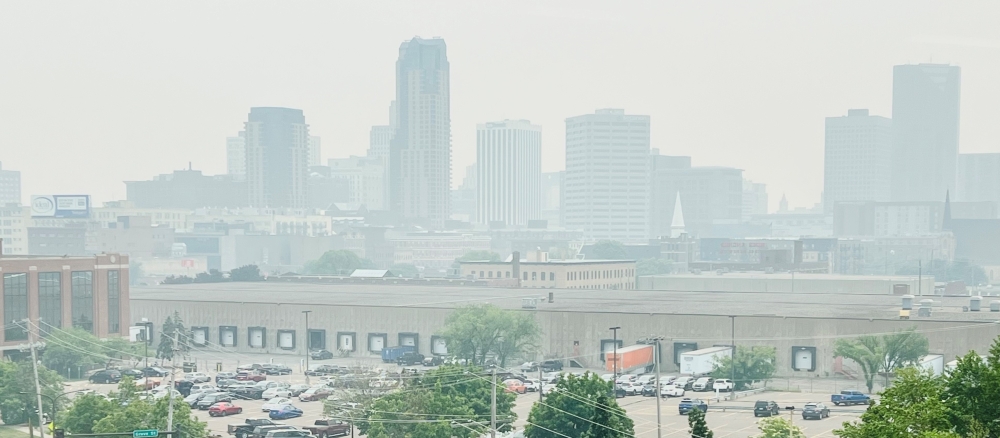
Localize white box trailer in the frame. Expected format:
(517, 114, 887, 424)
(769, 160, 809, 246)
(679, 346, 732, 375)
(919, 354, 944, 376)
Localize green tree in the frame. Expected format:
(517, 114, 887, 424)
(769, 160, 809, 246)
(589, 240, 628, 260)
(636, 258, 674, 276)
(687, 408, 713, 438)
(442, 304, 540, 367)
(157, 316, 176, 359)
(0, 361, 64, 425)
(834, 368, 957, 438)
(754, 417, 804, 438)
(229, 264, 264, 281)
(194, 269, 226, 283)
(102, 337, 147, 363)
(455, 250, 502, 263)
(304, 250, 375, 275)
(710, 346, 776, 390)
(129, 260, 145, 285)
(63, 377, 206, 437)
(943, 344, 1000, 437)
(525, 372, 634, 438)
(389, 263, 420, 278)
(40, 328, 105, 375)
(60, 393, 114, 433)
(834, 328, 929, 393)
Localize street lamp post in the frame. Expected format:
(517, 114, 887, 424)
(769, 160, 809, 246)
(729, 316, 736, 391)
(303, 310, 312, 385)
(609, 327, 621, 380)
(19, 389, 89, 430)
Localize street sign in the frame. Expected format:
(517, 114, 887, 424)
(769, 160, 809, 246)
(133, 430, 159, 438)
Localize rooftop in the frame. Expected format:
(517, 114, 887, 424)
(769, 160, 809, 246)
(130, 282, 1000, 322)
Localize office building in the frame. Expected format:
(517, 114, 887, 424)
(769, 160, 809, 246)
(891, 64, 961, 202)
(226, 132, 246, 181)
(368, 126, 392, 160)
(824, 109, 893, 209)
(460, 256, 636, 290)
(0, 205, 28, 255)
(650, 154, 742, 238)
(86, 216, 175, 259)
(564, 109, 650, 242)
(476, 120, 542, 227)
(542, 172, 564, 228)
(451, 164, 477, 223)
(742, 179, 768, 221)
(245, 107, 310, 208)
(125, 167, 247, 209)
(957, 153, 1000, 204)
(328, 156, 387, 210)
(0, 162, 21, 207)
(389, 37, 451, 228)
(28, 225, 88, 256)
(308, 136, 322, 167)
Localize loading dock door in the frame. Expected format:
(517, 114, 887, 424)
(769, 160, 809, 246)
(279, 332, 294, 349)
(401, 335, 416, 347)
(794, 348, 815, 371)
(250, 329, 264, 348)
(221, 329, 235, 347)
(308, 330, 326, 350)
(338, 334, 354, 351)
(432, 338, 448, 355)
(193, 329, 206, 346)
(370, 336, 385, 352)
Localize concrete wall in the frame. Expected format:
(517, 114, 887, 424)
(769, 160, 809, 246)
(639, 274, 936, 296)
(131, 299, 1000, 376)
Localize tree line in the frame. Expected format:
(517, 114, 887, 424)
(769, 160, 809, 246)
(161, 264, 264, 284)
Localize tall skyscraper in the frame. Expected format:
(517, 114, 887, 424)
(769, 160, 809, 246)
(0, 161, 21, 206)
(308, 136, 322, 167)
(476, 120, 542, 226)
(226, 132, 246, 181)
(824, 109, 893, 210)
(541, 171, 564, 228)
(957, 153, 1000, 205)
(649, 154, 742, 238)
(389, 37, 451, 228)
(244, 107, 310, 208)
(564, 109, 650, 242)
(368, 126, 392, 160)
(891, 64, 961, 202)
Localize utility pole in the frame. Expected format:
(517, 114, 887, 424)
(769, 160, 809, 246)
(25, 320, 46, 438)
(730, 316, 736, 393)
(918, 259, 922, 296)
(538, 365, 543, 402)
(609, 326, 621, 381)
(652, 336, 664, 438)
(490, 367, 497, 438)
(303, 310, 312, 385)
(167, 333, 178, 432)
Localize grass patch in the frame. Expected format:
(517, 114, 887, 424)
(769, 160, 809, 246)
(0, 427, 30, 438)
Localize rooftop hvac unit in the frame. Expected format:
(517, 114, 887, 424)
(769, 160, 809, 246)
(970, 296, 982, 312)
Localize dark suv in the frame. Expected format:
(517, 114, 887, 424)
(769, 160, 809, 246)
(754, 400, 780, 417)
(541, 360, 563, 372)
(89, 369, 122, 384)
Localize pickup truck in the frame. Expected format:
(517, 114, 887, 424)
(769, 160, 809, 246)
(302, 419, 351, 438)
(227, 418, 282, 438)
(831, 390, 871, 406)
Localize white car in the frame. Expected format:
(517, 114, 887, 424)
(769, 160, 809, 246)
(149, 388, 181, 399)
(713, 379, 734, 392)
(183, 372, 211, 383)
(261, 387, 293, 399)
(660, 384, 685, 397)
(622, 382, 644, 396)
(692, 377, 714, 392)
(600, 373, 615, 382)
(615, 374, 637, 385)
(673, 376, 694, 390)
(188, 383, 216, 395)
(524, 380, 539, 392)
(261, 397, 292, 412)
(636, 375, 656, 385)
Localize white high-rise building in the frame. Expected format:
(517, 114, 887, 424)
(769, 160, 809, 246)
(368, 126, 392, 160)
(308, 136, 322, 167)
(742, 179, 768, 220)
(476, 120, 542, 226)
(328, 156, 386, 210)
(226, 131, 246, 181)
(0, 161, 21, 206)
(957, 153, 1000, 204)
(564, 109, 650, 242)
(824, 109, 893, 210)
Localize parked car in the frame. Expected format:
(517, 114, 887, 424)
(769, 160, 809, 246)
(142, 367, 169, 377)
(209, 402, 244, 417)
(89, 370, 122, 384)
(712, 379, 734, 392)
(189, 383, 217, 395)
(831, 390, 871, 406)
(541, 360, 563, 372)
(802, 402, 830, 420)
(218, 379, 240, 389)
(217, 372, 238, 383)
(268, 404, 304, 420)
(185, 372, 212, 383)
(287, 384, 311, 397)
(673, 376, 695, 390)
(237, 372, 267, 382)
(692, 377, 715, 392)
(197, 392, 234, 410)
(396, 352, 425, 366)
(262, 398, 293, 412)
(306, 365, 340, 376)
(622, 382, 644, 396)
(299, 386, 332, 402)
(615, 374, 637, 385)
(754, 400, 780, 417)
(302, 419, 351, 438)
(613, 385, 626, 398)
(678, 398, 708, 415)
(641, 384, 658, 397)
(264, 430, 313, 438)
(520, 362, 539, 372)
(261, 364, 293, 376)
(636, 374, 657, 385)
(226, 418, 281, 438)
(250, 426, 296, 438)
(184, 392, 207, 407)
(422, 356, 444, 366)
(660, 384, 685, 398)
(600, 373, 616, 382)
(120, 368, 145, 379)
(504, 380, 526, 394)
(524, 379, 539, 392)
(310, 349, 335, 360)
(262, 387, 293, 400)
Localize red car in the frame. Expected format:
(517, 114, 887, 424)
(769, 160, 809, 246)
(236, 372, 267, 382)
(208, 402, 243, 417)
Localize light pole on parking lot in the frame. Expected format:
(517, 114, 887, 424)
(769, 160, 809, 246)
(609, 326, 621, 380)
(303, 310, 312, 385)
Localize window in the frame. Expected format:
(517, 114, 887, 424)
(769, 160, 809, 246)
(71, 271, 94, 333)
(108, 270, 120, 333)
(523, 272, 528, 280)
(479, 271, 484, 278)
(532, 272, 537, 281)
(550, 272, 555, 281)
(3, 273, 28, 341)
(38, 272, 62, 333)
(489, 271, 493, 278)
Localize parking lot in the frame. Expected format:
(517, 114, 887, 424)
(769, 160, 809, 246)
(62, 352, 865, 438)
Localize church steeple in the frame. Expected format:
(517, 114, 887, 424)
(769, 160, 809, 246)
(943, 190, 952, 231)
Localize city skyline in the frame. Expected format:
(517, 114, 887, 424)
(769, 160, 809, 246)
(3, 2, 1000, 212)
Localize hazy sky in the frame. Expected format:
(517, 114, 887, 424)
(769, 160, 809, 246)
(2, 1, 999, 211)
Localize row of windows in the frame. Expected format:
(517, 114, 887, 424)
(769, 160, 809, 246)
(568, 269, 634, 281)
(0, 270, 120, 342)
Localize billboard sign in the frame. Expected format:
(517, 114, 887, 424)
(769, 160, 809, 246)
(31, 195, 91, 218)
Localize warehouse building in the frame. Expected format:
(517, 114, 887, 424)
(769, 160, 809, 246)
(130, 281, 1000, 376)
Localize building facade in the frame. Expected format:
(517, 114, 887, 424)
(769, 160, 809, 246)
(824, 109, 893, 210)
(461, 259, 636, 290)
(308, 136, 322, 167)
(541, 172, 564, 228)
(0, 205, 28, 255)
(0, 162, 21, 207)
(476, 120, 542, 227)
(891, 64, 961, 202)
(389, 37, 451, 227)
(0, 253, 129, 353)
(742, 179, 768, 221)
(389, 232, 491, 270)
(564, 109, 650, 242)
(957, 153, 1000, 204)
(368, 125, 392, 160)
(451, 164, 477, 223)
(86, 216, 175, 259)
(650, 154, 743, 238)
(125, 168, 247, 209)
(226, 132, 246, 181)
(28, 225, 88, 256)
(245, 107, 310, 208)
(328, 157, 386, 210)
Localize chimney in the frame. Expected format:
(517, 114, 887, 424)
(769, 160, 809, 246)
(512, 251, 520, 286)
